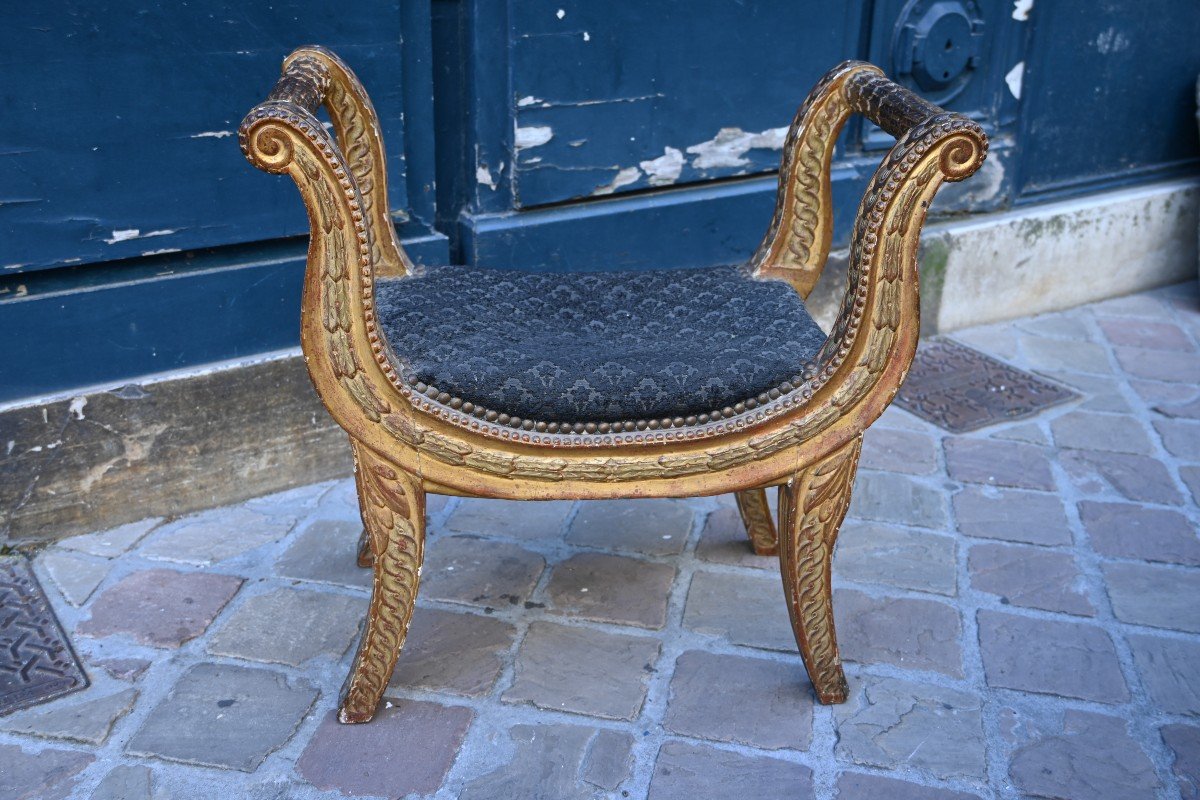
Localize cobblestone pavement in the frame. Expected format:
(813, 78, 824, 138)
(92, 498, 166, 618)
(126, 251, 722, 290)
(3, 282, 1199, 800)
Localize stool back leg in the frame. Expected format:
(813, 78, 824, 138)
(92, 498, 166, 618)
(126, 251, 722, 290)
(338, 440, 426, 724)
(778, 436, 862, 704)
(735, 488, 778, 556)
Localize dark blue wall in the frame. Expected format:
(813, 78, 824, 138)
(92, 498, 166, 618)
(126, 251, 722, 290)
(2, 1, 1198, 403)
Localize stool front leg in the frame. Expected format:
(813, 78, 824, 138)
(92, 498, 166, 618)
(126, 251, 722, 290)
(339, 441, 425, 724)
(778, 435, 862, 704)
(735, 488, 778, 556)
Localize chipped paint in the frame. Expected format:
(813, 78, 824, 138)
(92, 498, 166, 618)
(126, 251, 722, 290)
(517, 96, 543, 107)
(102, 229, 177, 245)
(68, 396, 87, 421)
(190, 130, 234, 139)
(142, 248, 182, 256)
(639, 147, 685, 187)
(515, 125, 554, 150)
(556, 8, 565, 19)
(593, 166, 641, 196)
(1095, 27, 1130, 54)
(475, 165, 497, 190)
(685, 126, 789, 170)
(1011, 0, 1033, 21)
(582, 32, 590, 42)
(104, 229, 141, 244)
(1004, 62, 1024, 100)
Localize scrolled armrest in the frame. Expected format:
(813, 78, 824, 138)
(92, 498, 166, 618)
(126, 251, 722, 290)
(263, 54, 331, 115)
(844, 69, 943, 140)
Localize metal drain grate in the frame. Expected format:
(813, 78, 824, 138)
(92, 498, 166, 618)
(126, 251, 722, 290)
(0, 556, 88, 716)
(895, 338, 1079, 433)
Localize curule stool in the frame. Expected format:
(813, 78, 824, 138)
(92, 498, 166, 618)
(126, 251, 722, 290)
(240, 46, 987, 724)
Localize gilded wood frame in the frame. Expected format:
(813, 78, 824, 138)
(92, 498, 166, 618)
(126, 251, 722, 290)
(240, 47, 987, 723)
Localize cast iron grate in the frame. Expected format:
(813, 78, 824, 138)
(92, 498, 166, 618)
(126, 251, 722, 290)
(0, 556, 88, 716)
(895, 338, 1079, 433)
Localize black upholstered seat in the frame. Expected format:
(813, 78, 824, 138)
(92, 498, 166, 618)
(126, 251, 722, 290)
(375, 265, 827, 423)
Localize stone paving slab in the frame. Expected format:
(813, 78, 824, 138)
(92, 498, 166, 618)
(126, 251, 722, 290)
(297, 702, 473, 797)
(4, 282, 1199, 799)
(126, 663, 319, 771)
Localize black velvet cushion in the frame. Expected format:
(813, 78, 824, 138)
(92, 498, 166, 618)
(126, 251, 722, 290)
(375, 265, 827, 423)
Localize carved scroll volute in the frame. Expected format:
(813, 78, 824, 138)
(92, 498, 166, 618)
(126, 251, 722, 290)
(814, 118, 987, 429)
(750, 61, 883, 299)
(240, 105, 400, 440)
(284, 46, 413, 278)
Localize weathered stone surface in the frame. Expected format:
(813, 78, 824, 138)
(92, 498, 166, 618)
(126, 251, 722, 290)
(1021, 335, 1112, 374)
(459, 724, 634, 800)
(647, 741, 813, 800)
(1103, 561, 1200, 632)
(0, 355, 351, 547)
(390, 607, 515, 696)
(1098, 317, 1194, 351)
(40, 550, 109, 606)
(977, 610, 1128, 703)
(140, 506, 296, 566)
(1127, 634, 1200, 716)
(847, 472, 948, 530)
(1009, 710, 1160, 800)
(833, 676, 985, 780)
(835, 522, 957, 595)
(968, 543, 1095, 616)
(0, 687, 137, 745)
(1051, 410, 1155, 455)
(126, 663, 318, 771)
(1114, 346, 1200, 383)
(694, 507, 775, 569)
(57, 517, 161, 557)
(91, 657, 151, 682)
(859, 427, 939, 475)
(1183, 465, 1200, 505)
(1051, 372, 1132, 414)
(447, 498, 573, 541)
(207, 588, 364, 666)
(834, 589, 962, 676)
(566, 499, 694, 556)
(663, 650, 812, 750)
(944, 437, 1055, 491)
(835, 772, 982, 799)
(992, 421, 1050, 445)
(0, 743, 93, 800)
(422, 535, 546, 608)
(273, 518, 370, 588)
(952, 486, 1073, 545)
(502, 621, 660, 720)
(78, 568, 242, 648)
(1061, 449, 1183, 504)
(546, 552, 675, 629)
(683, 570, 795, 651)
(91, 765, 153, 800)
(1080, 501, 1200, 565)
(1162, 724, 1200, 800)
(1155, 418, 1200, 460)
(1017, 311, 1091, 340)
(297, 702, 472, 797)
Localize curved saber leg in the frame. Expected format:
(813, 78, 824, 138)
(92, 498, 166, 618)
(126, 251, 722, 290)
(735, 488, 778, 556)
(356, 528, 374, 568)
(778, 436, 862, 704)
(339, 441, 424, 723)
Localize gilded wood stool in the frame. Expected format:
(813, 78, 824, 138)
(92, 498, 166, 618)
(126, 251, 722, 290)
(240, 46, 987, 723)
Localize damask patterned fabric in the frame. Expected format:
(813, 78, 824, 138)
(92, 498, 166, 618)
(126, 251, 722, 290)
(375, 265, 828, 423)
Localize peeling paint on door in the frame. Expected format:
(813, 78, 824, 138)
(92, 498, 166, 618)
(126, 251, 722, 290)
(638, 147, 685, 187)
(685, 127, 789, 170)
